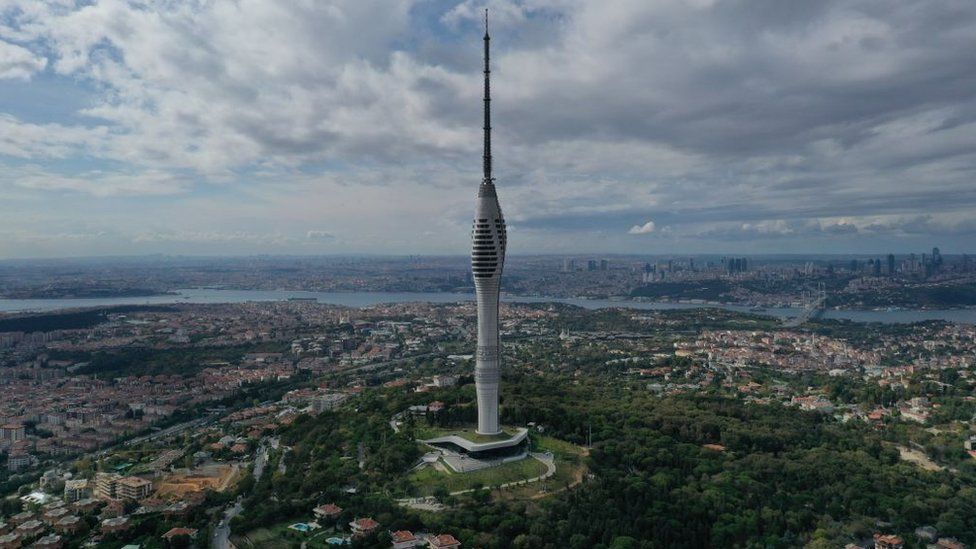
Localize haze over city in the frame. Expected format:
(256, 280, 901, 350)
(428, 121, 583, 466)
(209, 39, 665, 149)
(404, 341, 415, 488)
(2, 0, 975, 258)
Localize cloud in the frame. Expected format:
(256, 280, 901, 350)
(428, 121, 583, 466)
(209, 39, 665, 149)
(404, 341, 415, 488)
(820, 220, 859, 235)
(628, 220, 656, 235)
(305, 230, 336, 241)
(0, 115, 109, 159)
(5, 165, 189, 197)
(0, 1, 975, 256)
(131, 231, 287, 244)
(0, 39, 46, 79)
(0, 0, 450, 174)
(442, 0, 537, 28)
(741, 220, 795, 236)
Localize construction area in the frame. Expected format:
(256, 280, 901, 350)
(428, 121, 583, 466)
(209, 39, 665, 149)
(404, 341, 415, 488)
(155, 463, 241, 498)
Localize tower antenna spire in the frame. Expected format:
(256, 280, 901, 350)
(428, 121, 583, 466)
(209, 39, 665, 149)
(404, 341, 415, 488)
(482, 8, 492, 183)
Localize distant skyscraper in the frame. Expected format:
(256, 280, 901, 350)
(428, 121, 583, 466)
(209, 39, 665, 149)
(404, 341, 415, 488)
(471, 14, 506, 435)
(887, 253, 896, 276)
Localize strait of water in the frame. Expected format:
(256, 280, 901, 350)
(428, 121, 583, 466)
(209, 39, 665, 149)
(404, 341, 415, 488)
(0, 288, 974, 324)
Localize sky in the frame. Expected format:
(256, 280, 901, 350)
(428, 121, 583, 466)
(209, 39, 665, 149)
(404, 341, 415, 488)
(0, 0, 975, 259)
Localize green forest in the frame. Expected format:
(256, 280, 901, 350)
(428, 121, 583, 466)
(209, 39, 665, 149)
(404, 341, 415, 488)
(64, 342, 290, 377)
(232, 373, 976, 548)
(0, 305, 174, 333)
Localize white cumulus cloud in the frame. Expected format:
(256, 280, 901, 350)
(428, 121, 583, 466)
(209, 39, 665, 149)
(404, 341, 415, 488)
(628, 220, 655, 234)
(0, 39, 46, 79)
(306, 230, 336, 241)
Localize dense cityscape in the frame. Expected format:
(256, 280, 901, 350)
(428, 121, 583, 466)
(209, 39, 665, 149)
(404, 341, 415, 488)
(1, 263, 976, 547)
(2, 249, 975, 310)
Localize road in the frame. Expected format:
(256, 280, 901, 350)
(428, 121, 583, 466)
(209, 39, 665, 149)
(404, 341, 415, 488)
(212, 500, 242, 549)
(93, 414, 216, 458)
(253, 443, 269, 481)
(126, 415, 216, 447)
(277, 446, 288, 474)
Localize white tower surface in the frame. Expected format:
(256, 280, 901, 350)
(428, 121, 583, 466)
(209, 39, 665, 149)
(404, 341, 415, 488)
(471, 12, 506, 436)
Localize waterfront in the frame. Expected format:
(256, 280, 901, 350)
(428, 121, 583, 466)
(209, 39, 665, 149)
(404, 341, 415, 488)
(0, 288, 974, 324)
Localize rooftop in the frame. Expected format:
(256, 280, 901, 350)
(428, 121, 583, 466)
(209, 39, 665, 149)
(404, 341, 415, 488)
(419, 427, 528, 453)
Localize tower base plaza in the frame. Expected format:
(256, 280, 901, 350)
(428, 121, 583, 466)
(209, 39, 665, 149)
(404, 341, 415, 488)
(418, 427, 529, 473)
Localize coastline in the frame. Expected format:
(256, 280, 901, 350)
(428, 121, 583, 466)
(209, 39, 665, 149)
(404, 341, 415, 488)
(0, 288, 974, 324)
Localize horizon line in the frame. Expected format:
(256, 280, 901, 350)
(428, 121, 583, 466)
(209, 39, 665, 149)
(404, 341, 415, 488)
(0, 251, 971, 263)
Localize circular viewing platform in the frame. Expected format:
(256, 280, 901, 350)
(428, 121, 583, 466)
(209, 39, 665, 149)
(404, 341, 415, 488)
(418, 426, 528, 454)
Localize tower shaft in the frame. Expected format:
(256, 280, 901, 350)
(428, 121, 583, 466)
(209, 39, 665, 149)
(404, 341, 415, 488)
(472, 11, 506, 435)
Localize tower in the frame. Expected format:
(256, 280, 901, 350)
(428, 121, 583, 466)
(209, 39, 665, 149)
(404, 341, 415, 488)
(471, 11, 506, 435)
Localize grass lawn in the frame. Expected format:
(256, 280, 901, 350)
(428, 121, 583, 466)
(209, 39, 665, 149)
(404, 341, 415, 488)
(408, 456, 549, 496)
(233, 526, 292, 549)
(234, 522, 339, 549)
(532, 435, 586, 459)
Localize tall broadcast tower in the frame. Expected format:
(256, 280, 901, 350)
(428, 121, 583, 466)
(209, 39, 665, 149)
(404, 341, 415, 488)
(471, 10, 507, 436)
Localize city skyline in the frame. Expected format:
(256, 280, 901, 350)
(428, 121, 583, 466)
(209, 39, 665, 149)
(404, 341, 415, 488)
(2, 1, 976, 258)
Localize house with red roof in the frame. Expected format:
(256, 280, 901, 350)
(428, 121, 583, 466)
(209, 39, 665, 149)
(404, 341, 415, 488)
(349, 517, 379, 537)
(428, 533, 461, 549)
(313, 503, 342, 520)
(391, 530, 419, 549)
(874, 533, 904, 549)
(162, 527, 198, 541)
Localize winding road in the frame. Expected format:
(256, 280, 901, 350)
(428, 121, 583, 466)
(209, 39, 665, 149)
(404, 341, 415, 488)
(212, 500, 242, 549)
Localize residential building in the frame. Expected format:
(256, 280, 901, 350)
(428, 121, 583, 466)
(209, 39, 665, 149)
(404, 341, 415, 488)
(100, 517, 131, 534)
(32, 535, 63, 549)
(874, 533, 904, 549)
(0, 424, 25, 443)
(6, 454, 33, 472)
(349, 517, 379, 537)
(13, 520, 44, 540)
(161, 527, 198, 542)
(94, 473, 121, 500)
(63, 479, 91, 503)
(116, 477, 152, 501)
(0, 533, 21, 549)
(391, 530, 419, 549)
(429, 534, 461, 549)
(313, 503, 342, 520)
